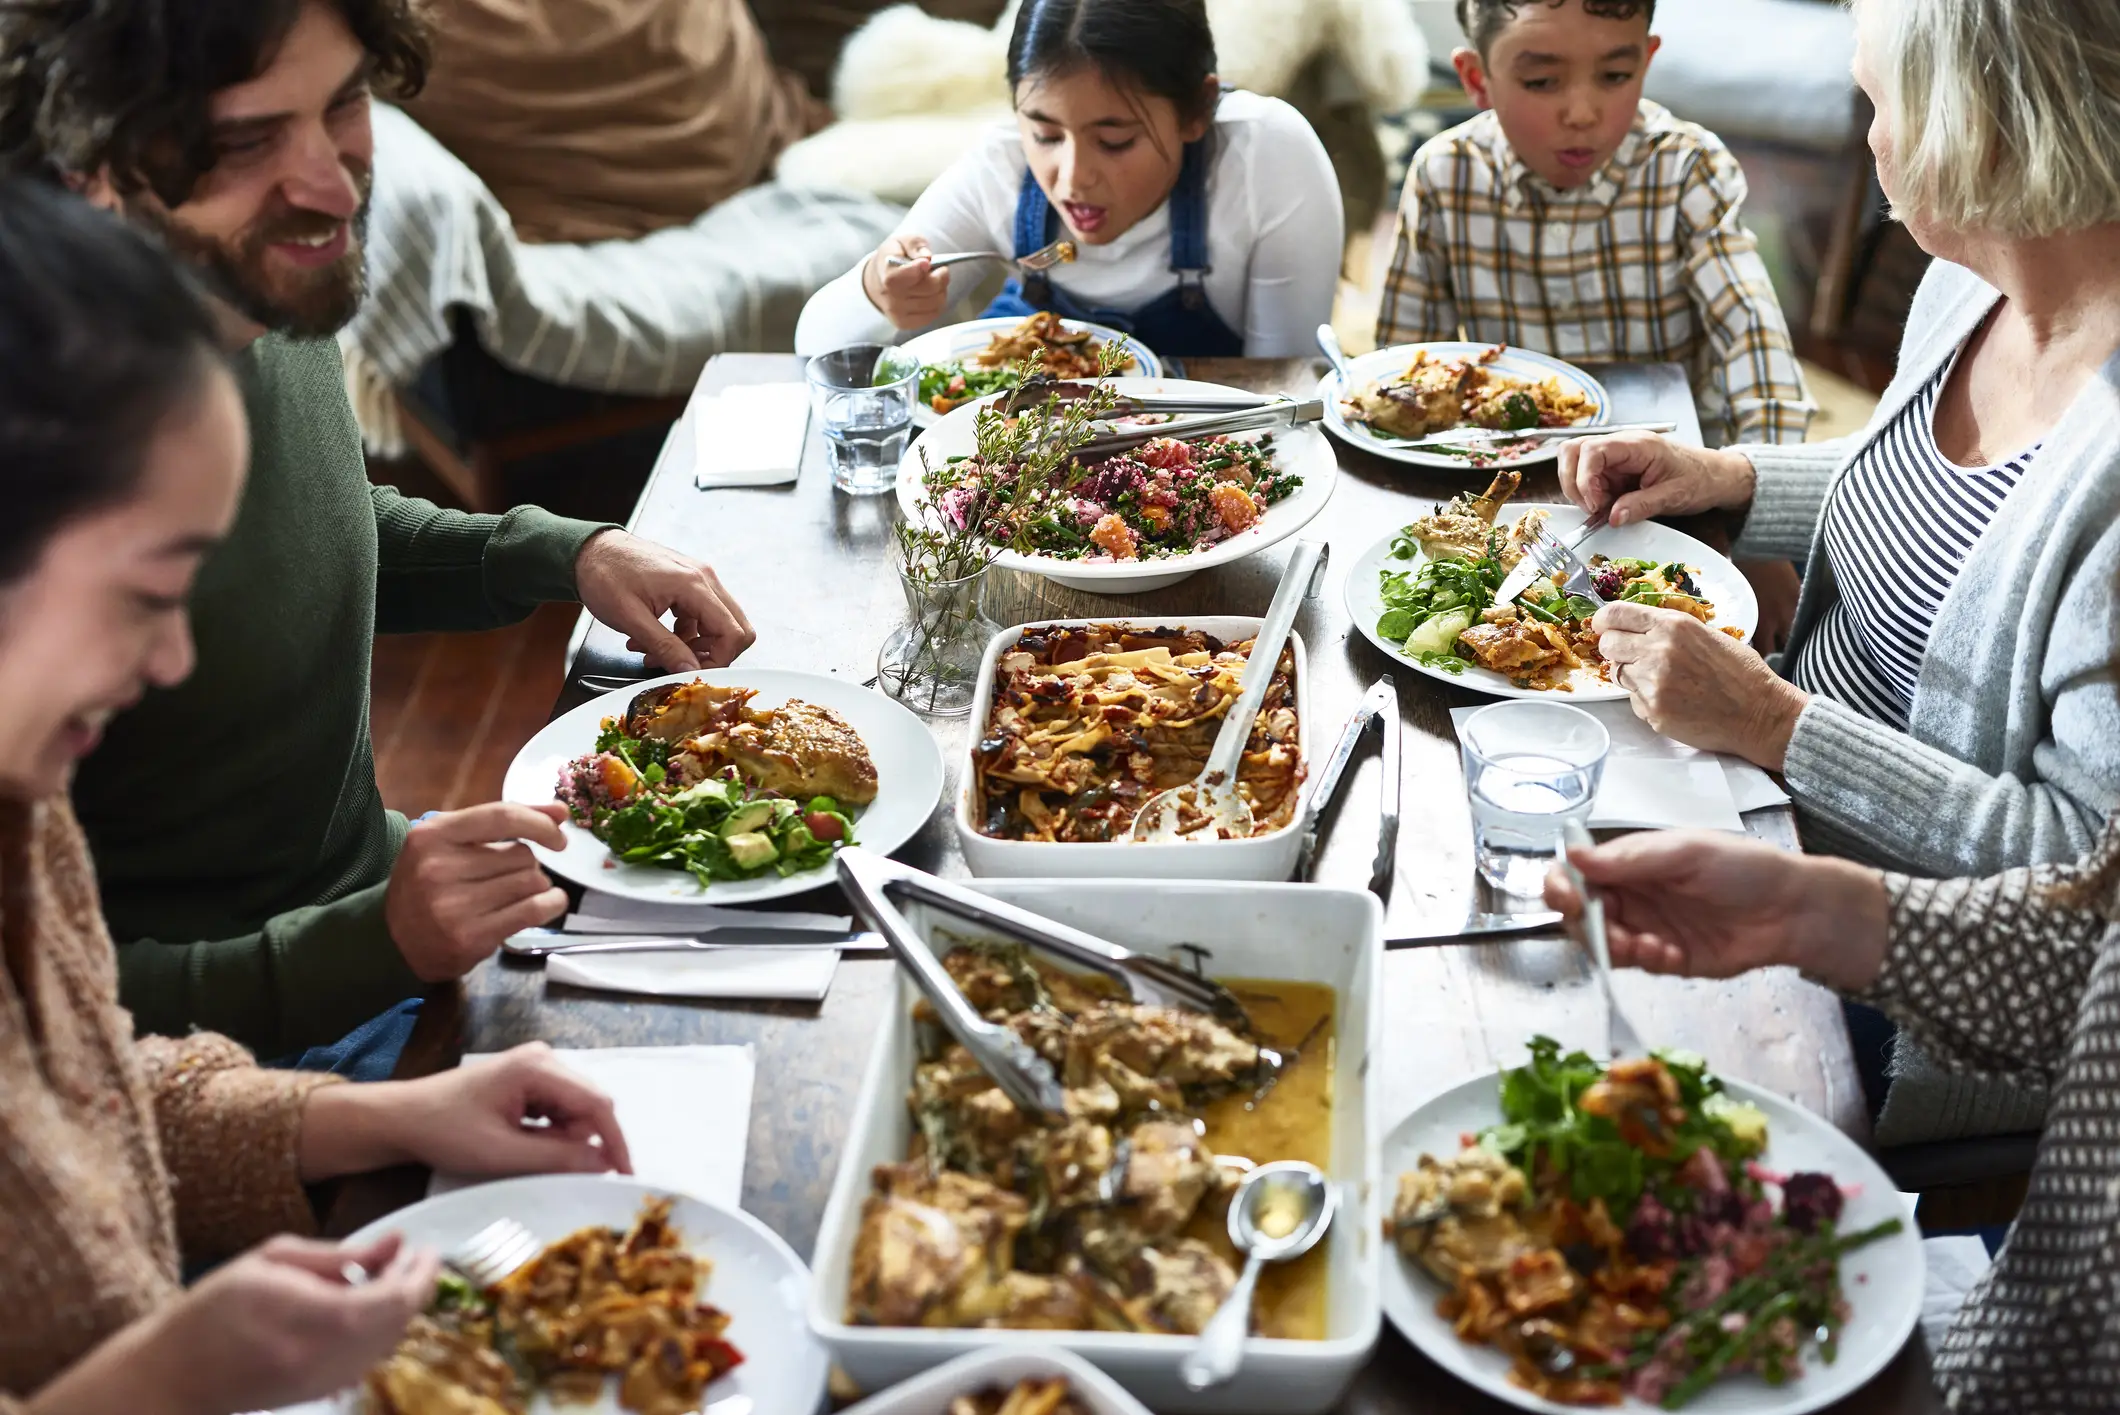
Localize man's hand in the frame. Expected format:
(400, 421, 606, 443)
(1592, 601, 1810, 770)
(574, 529, 755, 672)
(384, 803, 569, 982)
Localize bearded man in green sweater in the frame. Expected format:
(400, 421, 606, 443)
(0, 0, 757, 1058)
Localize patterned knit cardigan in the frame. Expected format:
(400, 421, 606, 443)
(1864, 823, 2120, 1410)
(0, 797, 337, 1401)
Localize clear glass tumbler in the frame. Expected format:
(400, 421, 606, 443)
(1460, 701, 1609, 898)
(805, 343, 919, 496)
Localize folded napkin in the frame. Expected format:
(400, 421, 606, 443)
(1452, 702, 1792, 833)
(430, 1045, 755, 1204)
(547, 945, 840, 1001)
(693, 382, 809, 488)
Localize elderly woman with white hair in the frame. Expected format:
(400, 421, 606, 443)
(1563, 0, 2120, 877)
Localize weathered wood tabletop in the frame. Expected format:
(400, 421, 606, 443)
(357, 355, 1939, 1413)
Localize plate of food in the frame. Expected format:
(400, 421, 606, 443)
(502, 669, 946, 903)
(1345, 472, 1757, 700)
(898, 376, 1338, 593)
(903, 312, 1160, 424)
(1380, 1039, 1921, 1413)
(336, 1175, 826, 1415)
(955, 617, 1309, 879)
(1318, 342, 1609, 470)
(840, 1348, 1152, 1415)
(809, 878, 1384, 1413)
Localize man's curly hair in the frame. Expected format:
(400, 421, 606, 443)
(1456, 0, 1655, 56)
(0, 0, 429, 207)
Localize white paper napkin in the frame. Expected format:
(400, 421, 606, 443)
(546, 945, 840, 1001)
(1920, 1234, 1993, 1350)
(1452, 701, 1788, 832)
(571, 894, 851, 932)
(693, 383, 809, 488)
(429, 1046, 755, 1205)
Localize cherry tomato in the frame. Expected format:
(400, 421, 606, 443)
(805, 811, 846, 842)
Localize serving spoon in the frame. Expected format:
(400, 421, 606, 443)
(1130, 539, 1326, 842)
(1180, 1160, 1337, 1391)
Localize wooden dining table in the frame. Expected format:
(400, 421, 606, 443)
(348, 354, 1945, 1413)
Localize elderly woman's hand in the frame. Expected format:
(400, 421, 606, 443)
(1593, 602, 1809, 768)
(1558, 430, 1758, 527)
(1544, 833, 1891, 991)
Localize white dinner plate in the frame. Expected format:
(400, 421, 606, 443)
(288, 1175, 826, 1415)
(1344, 503, 1758, 701)
(1380, 1070, 1924, 1415)
(902, 316, 1160, 428)
(898, 376, 1339, 593)
(1317, 341, 1610, 471)
(502, 669, 945, 904)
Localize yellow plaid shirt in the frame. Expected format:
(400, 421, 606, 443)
(1376, 101, 1814, 447)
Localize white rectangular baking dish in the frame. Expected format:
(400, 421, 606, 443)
(955, 617, 1310, 880)
(807, 878, 1384, 1414)
(838, 1346, 1151, 1415)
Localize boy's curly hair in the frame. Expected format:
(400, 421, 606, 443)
(0, 0, 429, 207)
(1455, 0, 1656, 56)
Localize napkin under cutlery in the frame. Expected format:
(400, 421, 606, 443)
(507, 891, 854, 1000)
(429, 1046, 754, 1204)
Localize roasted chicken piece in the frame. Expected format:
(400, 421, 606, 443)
(1400, 470, 1524, 562)
(847, 1164, 1028, 1327)
(1344, 354, 1470, 438)
(1120, 1239, 1239, 1335)
(1389, 1150, 1540, 1287)
(675, 698, 878, 805)
(1062, 1003, 1262, 1093)
(1115, 1119, 1220, 1237)
(365, 1316, 525, 1415)
(622, 680, 750, 742)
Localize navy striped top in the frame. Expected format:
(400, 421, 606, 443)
(1787, 369, 2035, 731)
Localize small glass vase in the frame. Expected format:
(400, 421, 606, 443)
(877, 565, 1001, 717)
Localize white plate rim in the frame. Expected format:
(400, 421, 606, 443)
(1378, 1069, 1924, 1415)
(333, 1173, 827, 1415)
(896, 375, 1339, 585)
(500, 668, 946, 903)
(1317, 341, 1611, 471)
(902, 317, 1161, 427)
(1343, 503, 1759, 702)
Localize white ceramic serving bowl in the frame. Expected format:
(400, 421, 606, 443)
(897, 376, 1339, 593)
(954, 617, 1310, 880)
(839, 1347, 1152, 1415)
(807, 878, 1385, 1414)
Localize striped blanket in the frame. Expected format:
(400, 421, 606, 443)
(344, 104, 899, 418)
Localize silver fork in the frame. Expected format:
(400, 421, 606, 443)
(1524, 528, 1607, 607)
(885, 237, 1076, 274)
(1559, 820, 1646, 1058)
(444, 1217, 543, 1289)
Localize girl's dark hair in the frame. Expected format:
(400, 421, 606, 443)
(1007, 0, 1219, 126)
(0, 179, 224, 583)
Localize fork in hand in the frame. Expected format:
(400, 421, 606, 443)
(885, 237, 1077, 274)
(1558, 820, 1648, 1059)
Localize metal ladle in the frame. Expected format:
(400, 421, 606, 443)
(1131, 540, 1326, 842)
(1180, 1160, 1337, 1391)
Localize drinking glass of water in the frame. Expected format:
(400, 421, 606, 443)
(1460, 702, 1609, 898)
(806, 343, 919, 496)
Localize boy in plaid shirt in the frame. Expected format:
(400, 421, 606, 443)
(1377, 0, 1814, 449)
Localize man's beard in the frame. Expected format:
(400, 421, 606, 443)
(129, 182, 372, 339)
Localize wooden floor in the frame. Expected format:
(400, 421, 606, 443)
(367, 138, 1917, 818)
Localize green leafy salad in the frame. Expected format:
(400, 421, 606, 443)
(556, 723, 858, 886)
(918, 361, 1019, 414)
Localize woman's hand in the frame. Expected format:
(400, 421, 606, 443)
(860, 235, 951, 330)
(1593, 602, 1809, 769)
(1543, 832, 1891, 991)
(299, 1042, 632, 1183)
(30, 1235, 436, 1415)
(1558, 431, 1757, 526)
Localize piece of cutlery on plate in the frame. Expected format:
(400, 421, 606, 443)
(1395, 419, 1677, 449)
(1002, 376, 1286, 417)
(1384, 910, 1566, 949)
(1495, 513, 1611, 610)
(506, 927, 878, 957)
(1068, 399, 1324, 462)
(884, 237, 1076, 273)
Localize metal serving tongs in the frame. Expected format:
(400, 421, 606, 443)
(1068, 400, 1324, 464)
(835, 847, 1251, 1121)
(1295, 675, 1402, 898)
(1000, 374, 1293, 419)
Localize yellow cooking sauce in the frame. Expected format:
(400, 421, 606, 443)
(1192, 978, 1336, 1341)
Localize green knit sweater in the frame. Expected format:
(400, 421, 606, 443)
(70, 335, 607, 1056)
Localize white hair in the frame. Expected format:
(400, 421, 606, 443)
(1858, 0, 2120, 238)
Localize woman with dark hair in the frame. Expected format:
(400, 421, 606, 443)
(0, 179, 633, 1413)
(796, 0, 1344, 358)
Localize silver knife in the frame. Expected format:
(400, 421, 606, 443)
(1494, 514, 1609, 609)
(1392, 420, 1677, 450)
(1371, 676, 1401, 901)
(507, 928, 877, 957)
(1384, 912, 1565, 949)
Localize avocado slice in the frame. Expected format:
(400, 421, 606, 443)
(723, 831, 780, 871)
(720, 802, 775, 837)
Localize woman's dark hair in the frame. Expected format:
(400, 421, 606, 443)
(1007, 0, 1219, 126)
(0, 0, 429, 206)
(0, 179, 224, 583)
